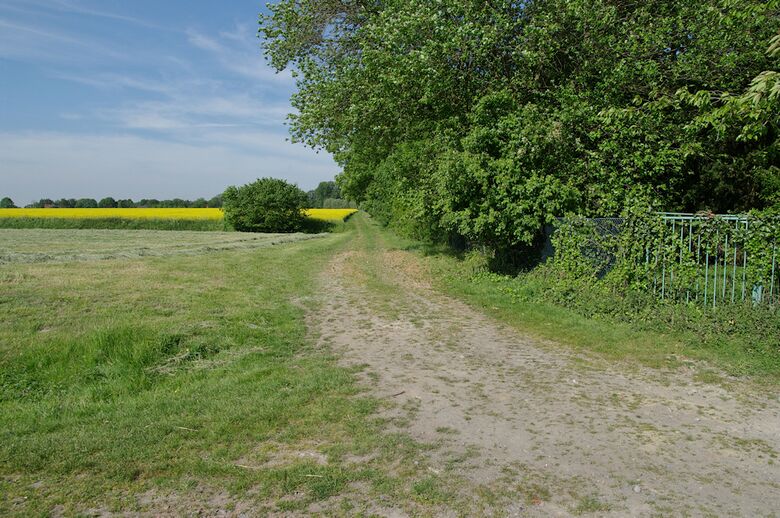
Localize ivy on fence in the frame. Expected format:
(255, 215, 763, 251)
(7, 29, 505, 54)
(551, 203, 780, 308)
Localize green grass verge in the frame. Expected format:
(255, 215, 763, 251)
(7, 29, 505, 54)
(0, 227, 429, 515)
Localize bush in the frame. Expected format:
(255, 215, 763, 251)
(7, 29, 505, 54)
(222, 178, 308, 233)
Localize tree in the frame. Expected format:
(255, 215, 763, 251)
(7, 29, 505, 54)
(222, 178, 308, 232)
(208, 195, 223, 208)
(262, 0, 780, 251)
(98, 197, 118, 208)
(0, 197, 16, 208)
(117, 199, 135, 208)
(56, 198, 76, 208)
(191, 197, 208, 208)
(307, 181, 341, 208)
(75, 198, 98, 208)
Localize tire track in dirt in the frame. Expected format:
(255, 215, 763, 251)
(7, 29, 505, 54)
(311, 219, 780, 517)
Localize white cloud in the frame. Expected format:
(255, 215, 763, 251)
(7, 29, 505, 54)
(101, 94, 292, 131)
(0, 5, 329, 203)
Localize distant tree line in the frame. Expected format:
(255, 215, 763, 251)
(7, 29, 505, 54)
(6, 183, 356, 212)
(16, 196, 224, 209)
(306, 181, 357, 209)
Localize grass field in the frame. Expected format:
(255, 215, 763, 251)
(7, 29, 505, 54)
(0, 224, 432, 515)
(2, 215, 778, 515)
(0, 229, 323, 264)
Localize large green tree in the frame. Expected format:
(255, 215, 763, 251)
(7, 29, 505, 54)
(262, 0, 780, 249)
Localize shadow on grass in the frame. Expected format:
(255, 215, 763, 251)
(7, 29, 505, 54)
(301, 218, 337, 234)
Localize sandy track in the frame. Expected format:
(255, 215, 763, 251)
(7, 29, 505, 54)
(312, 242, 780, 517)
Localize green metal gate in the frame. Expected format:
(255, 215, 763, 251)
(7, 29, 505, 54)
(652, 213, 778, 308)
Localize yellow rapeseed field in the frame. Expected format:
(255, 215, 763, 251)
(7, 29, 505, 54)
(0, 208, 223, 220)
(0, 208, 357, 222)
(304, 208, 358, 222)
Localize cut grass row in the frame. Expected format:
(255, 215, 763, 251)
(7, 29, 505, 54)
(0, 229, 326, 265)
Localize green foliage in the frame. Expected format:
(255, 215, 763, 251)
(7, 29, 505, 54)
(261, 0, 780, 252)
(0, 197, 15, 208)
(29, 198, 54, 208)
(512, 202, 780, 368)
(98, 197, 118, 208)
(549, 204, 780, 301)
(22, 197, 224, 209)
(321, 197, 356, 209)
(190, 197, 208, 208)
(207, 195, 223, 208)
(308, 181, 340, 208)
(75, 198, 98, 208)
(222, 177, 308, 233)
(56, 198, 76, 208)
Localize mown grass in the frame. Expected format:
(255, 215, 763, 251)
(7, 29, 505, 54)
(0, 228, 322, 264)
(0, 227, 431, 515)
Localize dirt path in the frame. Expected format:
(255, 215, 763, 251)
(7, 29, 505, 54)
(311, 217, 780, 517)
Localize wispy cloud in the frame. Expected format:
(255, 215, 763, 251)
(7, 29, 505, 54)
(186, 25, 291, 83)
(102, 94, 292, 131)
(54, 73, 177, 94)
(0, 2, 335, 202)
(0, 0, 171, 31)
(0, 18, 128, 63)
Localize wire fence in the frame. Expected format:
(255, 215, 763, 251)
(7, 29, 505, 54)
(549, 212, 779, 309)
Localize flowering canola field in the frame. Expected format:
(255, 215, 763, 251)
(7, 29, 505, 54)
(304, 208, 358, 222)
(0, 208, 357, 222)
(0, 208, 223, 220)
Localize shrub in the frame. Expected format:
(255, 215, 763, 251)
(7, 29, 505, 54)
(222, 178, 308, 233)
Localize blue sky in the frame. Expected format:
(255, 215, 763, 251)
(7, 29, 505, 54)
(0, 0, 337, 204)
